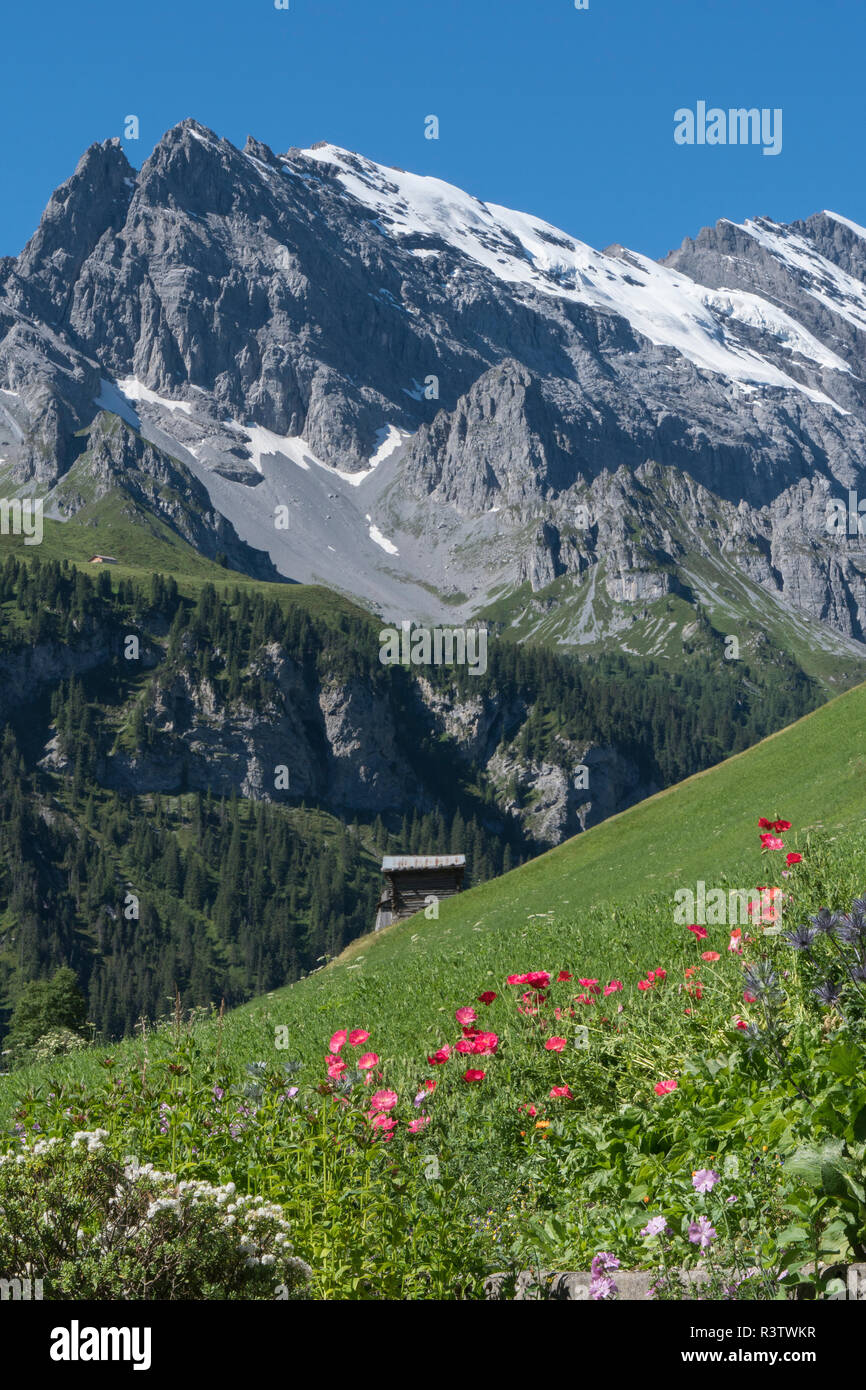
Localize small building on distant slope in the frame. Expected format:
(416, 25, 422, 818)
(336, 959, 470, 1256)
(374, 855, 465, 931)
(88, 555, 118, 564)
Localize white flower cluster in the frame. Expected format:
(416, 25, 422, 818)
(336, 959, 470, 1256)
(120, 1162, 310, 1278)
(70, 1129, 109, 1152)
(2, 1135, 312, 1289)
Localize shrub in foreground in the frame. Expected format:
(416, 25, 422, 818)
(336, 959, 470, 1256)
(0, 1133, 311, 1300)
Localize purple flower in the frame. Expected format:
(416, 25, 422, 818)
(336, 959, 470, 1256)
(688, 1216, 717, 1250)
(589, 1274, 618, 1301)
(692, 1168, 720, 1194)
(589, 1253, 620, 1299)
(212, 1086, 225, 1102)
(641, 1215, 669, 1238)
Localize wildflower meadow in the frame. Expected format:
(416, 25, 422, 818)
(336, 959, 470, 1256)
(2, 813, 865, 1300)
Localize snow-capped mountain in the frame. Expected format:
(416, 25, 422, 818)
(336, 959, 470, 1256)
(2, 119, 866, 659)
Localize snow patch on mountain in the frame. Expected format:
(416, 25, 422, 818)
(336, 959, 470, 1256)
(304, 143, 850, 407)
(824, 210, 866, 241)
(733, 217, 866, 336)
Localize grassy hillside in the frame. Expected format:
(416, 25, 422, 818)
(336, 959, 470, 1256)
(0, 497, 376, 629)
(268, 675, 866, 1031)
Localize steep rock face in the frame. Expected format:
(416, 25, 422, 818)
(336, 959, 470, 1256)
(7, 140, 136, 332)
(94, 641, 428, 814)
(487, 739, 653, 846)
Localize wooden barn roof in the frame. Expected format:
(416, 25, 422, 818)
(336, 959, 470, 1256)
(381, 855, 466, 871)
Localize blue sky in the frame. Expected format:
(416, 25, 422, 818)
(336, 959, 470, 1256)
(1, 0, 863, 259)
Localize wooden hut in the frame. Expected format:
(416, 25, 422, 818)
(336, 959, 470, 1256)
(374, 855, 465, 931)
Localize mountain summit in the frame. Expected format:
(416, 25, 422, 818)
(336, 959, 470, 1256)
(1, 120, 865, 656)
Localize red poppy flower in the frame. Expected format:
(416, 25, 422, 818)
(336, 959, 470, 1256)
(545, 1036, 567, 1052)
(463, 1069, 485, 1083)
(786, 853, 802, 866)
(427, 1046, 451, 1065)
(701, 951, 721, 962)
(477, 991, 498, 1005)
(773, 820, 792, 832)
(654, 1078, 678, 1096)
(688, 924, 708, 940)
(556, 970, 573, 982)
(550, 1085, 573, 1100)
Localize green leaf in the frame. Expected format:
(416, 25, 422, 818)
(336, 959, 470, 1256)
(827, 1041, 864, 1079)
(776, 1224, 810, 1245)
(786, 1139, 846, 1190)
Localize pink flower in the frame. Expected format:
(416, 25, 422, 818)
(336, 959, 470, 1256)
(369, 1113, 397, 1132)
(526, 971, 551, 990)
(328, 1029, 348, 1054)
(369, 1089, 398, 1112)
(550, 1085, 573, 1099)
(576, 994, 596, 1005)
(471, 1032, 499, 1055)
(358, 1052, 379, 1070)
(760, 835, 785, 852)
(701, 951, 721, 962)
(427, 1046, 451, 1065)
(654, 1079, 678, 1096)
(637, 979, 653, 992)
(743, 991, 757, 1004)
(688, 1216, 717, 1249)
(688, 924, 708, 940)
(506, 973, 529, 985)
(653, 969, 667, 981)
(604, 980, 623, 995)
(579, 978, 601, 994)
(348, 1029, 370, 1046)
(455, 1007, 477, 1026)
(463, 1069, 485, 1083)
(735, 1018, 748, 1031)
(545, 1037, 567, 1052)
(326, 1057, 346, 1078)
(407, 1116, 431, 1133)
(692, 1169, 720, 1193)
